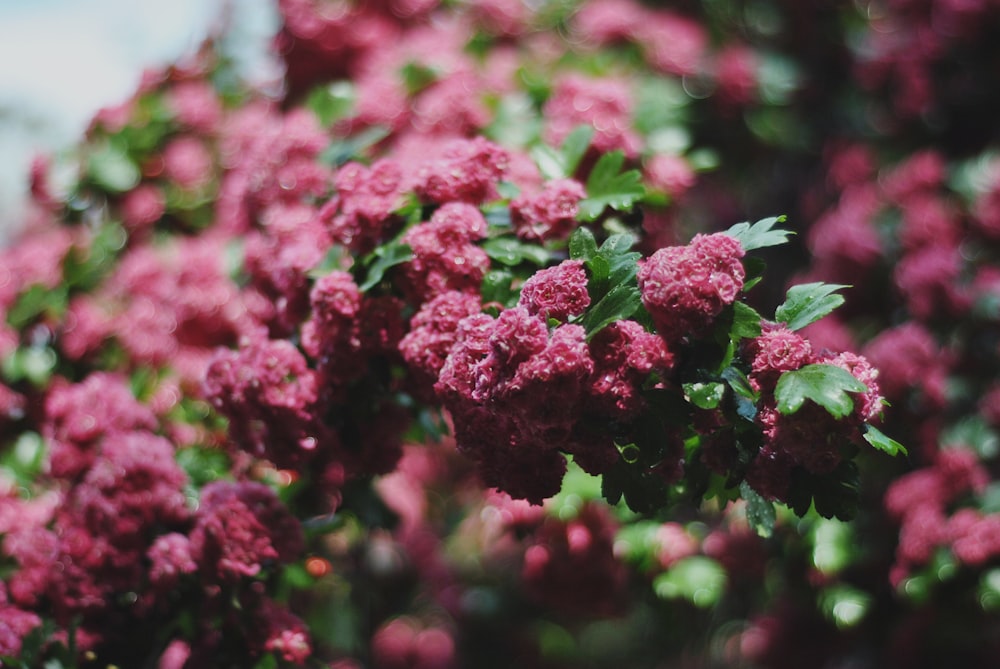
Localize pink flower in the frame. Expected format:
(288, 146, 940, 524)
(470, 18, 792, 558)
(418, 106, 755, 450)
(202, 335, 327, 468)
(805, 185, 883, 283)
(571, 0, 646, 45)
(436, 308, 596, 502)
(402, 204, 491, 302)
(713, 45, 759, 107)
(161, 136, 214, 190)
(324, 159, 408, 253)
(412, 69, 492, 136)
(147, 532, 197, 591)
(863, 323, 947, 406)
(76, 431, 189, 532)
(522, 503, 627, 616)
(43, 372, 158, 480)
(543, 74, 641, 157)
(371, 617, 456, 669)
(517, 259, 591, 321)
(166, 80, 223, 132)
(893, 244, 970, 320)
(746, 324, 814, 393)
(399, 291, 483, 397)
(744, 445, 795, 501)
(637, 233, 745, 343)
(414, 136, 510, 204)
(644, 154, 696, 200)
(119, 183, 166, 233)
(256, 599, 313, 665)
(587, 319, 673, 420)
(0, 583, 41, 660)
(510, 178, 586, 241)
(190, 481, 304, 583)
(633, 11, 708, 76)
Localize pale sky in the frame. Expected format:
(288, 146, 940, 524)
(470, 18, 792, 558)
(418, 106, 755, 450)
(0, 0, 278, 240)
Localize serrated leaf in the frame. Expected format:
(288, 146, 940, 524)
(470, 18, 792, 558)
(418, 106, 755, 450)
(599, 232, 637, 256)
(481, 236, 550, 266)
(775, 363, 867, 419)
(582, 284, 641, 336)
(740, 480, 776, 538)
(775, 282, 848, 331)
(319, 125, 392, 166)
(530, 125, 594, 179)
(598, 233, 641, 286)
(481, 269, 517, 307)
(585, 254, 611, 295)
(569, 226, 598, 261)
(724, 215, 793, 251)
(560, 125, 595, 176)
(684, 382, 725, 409)
(731, 301, 763, 340)
(863, 423, 908, 457)
(531, 144, 567, 181)
(359, 241, 413, 291)
(722, 366, 756, 399)
(579, 151, 645, 221)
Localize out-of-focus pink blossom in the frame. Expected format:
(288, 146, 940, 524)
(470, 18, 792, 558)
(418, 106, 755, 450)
(510, 178, 586, 241)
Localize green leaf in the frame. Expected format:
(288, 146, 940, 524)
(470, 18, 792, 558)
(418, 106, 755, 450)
(775, 282, 849, 331)
(358, 241, 413, 292)
(6, 284, 67, 329)
(730, 301, 763, 340)
(559, 125, 594, 177)
(585, 254, 611, 297)
(481, 236, 550, 267)
(568, 226, 598, 262)
(252, 653, 279, 669)
(811, 460, 861, 521)
(684, 382, 725, 410)
(86, 140, 140, 193)
(319, 125, 392, 166)
(820, 585, 872, 630)
(486, 93, 541, 148)
(400, 61, 440, 95)
(599, 233, 641, 285)
(0, 432, 47, 487)
(774, 363, 867, 419)
(2, 345, 58, 387)
(62, 221, 127, 291)
(581, 284, 641, 336)
(863, 423, 908, 457)
(307, 81, 356, 126)
(724, 215, 792, 252)
(579, 151, 645, 221)
(740, 481, 776, 538)
(531, 144, 566, 181)
(633, 76, 690, 135)
(176, 446, 232, 488)
(481, 269, 517, 307)
(530, 125, 594, 179)
(653, 556, 727, 608)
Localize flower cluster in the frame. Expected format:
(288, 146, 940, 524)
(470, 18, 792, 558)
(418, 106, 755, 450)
(16, 0, 1000, 666)
(637, 232, 746, 343)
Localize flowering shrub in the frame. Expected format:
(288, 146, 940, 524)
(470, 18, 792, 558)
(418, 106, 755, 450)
(5, 0, 1000, 667)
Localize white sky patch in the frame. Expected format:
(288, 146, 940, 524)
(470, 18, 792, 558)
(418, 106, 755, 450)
(0, 0, 255, 240)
